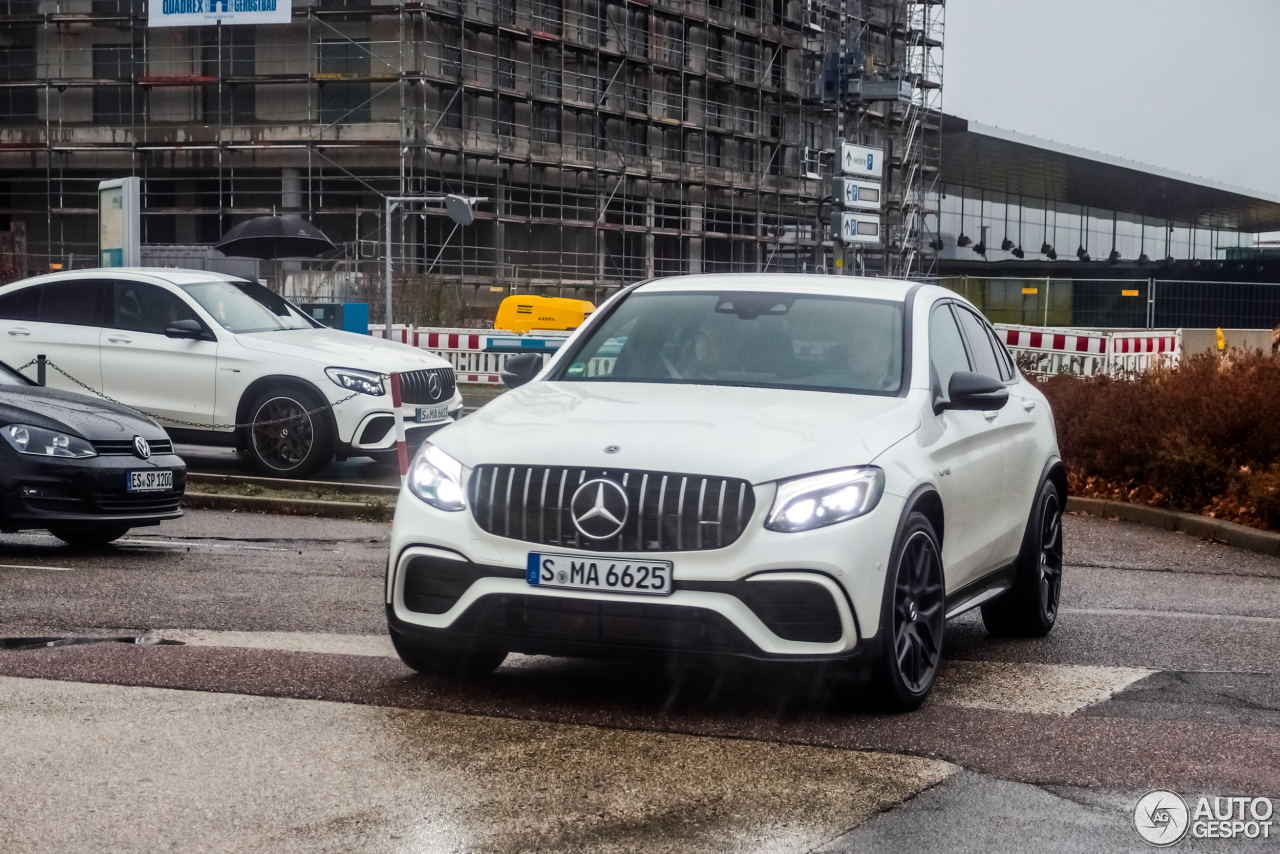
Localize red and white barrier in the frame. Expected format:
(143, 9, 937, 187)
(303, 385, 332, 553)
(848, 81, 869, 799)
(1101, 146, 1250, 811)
(368, 324, 570, 385)
(995, 323, 1182, 377)
(388, 371, 409, 481)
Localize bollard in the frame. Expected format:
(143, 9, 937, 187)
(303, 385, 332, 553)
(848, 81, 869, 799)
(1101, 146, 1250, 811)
(36, 354, 46, 387)
(388, 371, 409, 483)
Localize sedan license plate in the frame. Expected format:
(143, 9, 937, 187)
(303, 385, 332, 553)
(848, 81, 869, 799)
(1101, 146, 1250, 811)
(527, 552, 673, 596)
(415, 404, 450, 423)
(127, 470, 172, 493)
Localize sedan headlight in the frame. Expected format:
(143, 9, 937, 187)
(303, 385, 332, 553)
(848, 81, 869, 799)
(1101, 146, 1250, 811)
(0, 424, 97, 458)
(325, 367, 385, 397)
(408, 443, 466, 511)
(765, 467, 884, 533)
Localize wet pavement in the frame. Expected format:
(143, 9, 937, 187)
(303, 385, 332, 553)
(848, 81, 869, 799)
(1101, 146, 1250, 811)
(1, 511, 1278, 852)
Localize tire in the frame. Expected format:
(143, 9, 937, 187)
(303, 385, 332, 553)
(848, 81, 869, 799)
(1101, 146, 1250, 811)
(49, 525, 131, 547)
(391, 633, 507, 679)
(981, 478, 1064, 638)
(243, 385, 336, 479)
(869, 511, 946, 712)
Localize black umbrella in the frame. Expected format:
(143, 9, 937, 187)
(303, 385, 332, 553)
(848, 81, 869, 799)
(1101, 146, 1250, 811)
(215, 215, 337, 260)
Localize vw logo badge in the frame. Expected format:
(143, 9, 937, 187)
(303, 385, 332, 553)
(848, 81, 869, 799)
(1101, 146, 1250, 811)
(570, 479, 629, 540)
(427, 372, 443, 401)
(132, 436, 151, 460)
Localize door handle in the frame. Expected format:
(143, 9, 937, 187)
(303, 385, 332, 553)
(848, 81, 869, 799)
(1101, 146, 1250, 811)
(1022, 399, 1036, 412)
(6, 328, 30, 336)
(983, 411, 999, 422)
(107, 335, 132, 344)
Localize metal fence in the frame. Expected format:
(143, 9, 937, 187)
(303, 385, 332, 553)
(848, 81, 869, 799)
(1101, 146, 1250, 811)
(937, 276, 1280, 330)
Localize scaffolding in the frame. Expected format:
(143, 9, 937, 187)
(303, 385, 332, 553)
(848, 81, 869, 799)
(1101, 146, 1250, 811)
(0, 0, 942, 314)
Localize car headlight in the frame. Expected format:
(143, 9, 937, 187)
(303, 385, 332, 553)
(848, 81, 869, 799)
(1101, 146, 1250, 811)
(0, 424, 97, 458)
(765, 467, 884, 533)
(325, 367, 385, 396)
(408, 443, 466, 511)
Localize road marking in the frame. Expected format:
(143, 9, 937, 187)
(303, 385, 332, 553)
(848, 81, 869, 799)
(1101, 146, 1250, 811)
(1064, 607, 1280, 625)
(161, 630, 399, 658)
(157, 631, 1154, 716)
(932, 661, 1153, 717)
(0, 564, 73, 572)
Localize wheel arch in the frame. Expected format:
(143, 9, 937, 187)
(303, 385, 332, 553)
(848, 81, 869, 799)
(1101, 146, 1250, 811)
(902, 484, 945, 549)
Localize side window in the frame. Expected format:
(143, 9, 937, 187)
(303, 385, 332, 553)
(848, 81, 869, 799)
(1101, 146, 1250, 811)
(955, 307, 1003, 381)
(0, 285, 41, 320)
(985, 325, 1016, 381)
(38, 280, 106, 326)
(929, 304, 970, 402)
(112, 282, 201, 335)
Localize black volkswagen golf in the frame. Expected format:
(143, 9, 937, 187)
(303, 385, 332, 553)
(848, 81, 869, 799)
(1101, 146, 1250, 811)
(0, 359, 185, 546)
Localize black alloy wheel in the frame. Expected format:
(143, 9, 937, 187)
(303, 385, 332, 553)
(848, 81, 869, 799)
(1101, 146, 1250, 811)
(870, 512, 945, 712)
(1037, 490, 1064, 622)
(391, 634, 507, 679)
(892, 529, 946, 694)
(981, 479, 1064, 638)
(245, 387, 336, 478)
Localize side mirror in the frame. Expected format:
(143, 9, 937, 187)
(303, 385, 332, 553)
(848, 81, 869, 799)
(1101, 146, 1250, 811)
(938, 371, 1009, 413)
(164, 319, 207, 340)
(500, 352, 544, 389)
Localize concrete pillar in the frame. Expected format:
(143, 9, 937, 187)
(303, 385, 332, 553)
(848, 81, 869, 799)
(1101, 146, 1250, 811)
(282, 168, 302, 210)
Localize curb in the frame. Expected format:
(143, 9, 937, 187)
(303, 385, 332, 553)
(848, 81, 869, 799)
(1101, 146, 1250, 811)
(183, 492, 394, 521)
(186, 472, 399, 497)
(1066, 496, 1280, 557)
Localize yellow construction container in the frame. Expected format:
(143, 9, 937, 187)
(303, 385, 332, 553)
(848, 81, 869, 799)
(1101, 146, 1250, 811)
(494, 295, 595, 334)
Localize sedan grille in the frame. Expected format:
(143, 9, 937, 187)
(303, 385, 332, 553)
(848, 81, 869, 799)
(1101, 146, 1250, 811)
(94, 492, 183, 514)
(398, 368, 456, 405)
(468, 465, 756, 552)
(91, 438, 174, 456)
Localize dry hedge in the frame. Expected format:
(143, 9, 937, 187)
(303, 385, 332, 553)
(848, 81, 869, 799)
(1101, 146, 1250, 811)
(1038, 350, 1280, 530)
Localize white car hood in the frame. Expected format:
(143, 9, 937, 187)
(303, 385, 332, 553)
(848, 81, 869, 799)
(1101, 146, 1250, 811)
(433, 381, 921, 484)
(234, 328, 451, 372)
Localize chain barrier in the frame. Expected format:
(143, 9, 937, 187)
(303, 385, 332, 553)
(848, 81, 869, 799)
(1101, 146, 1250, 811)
(19, 358, 367, 432)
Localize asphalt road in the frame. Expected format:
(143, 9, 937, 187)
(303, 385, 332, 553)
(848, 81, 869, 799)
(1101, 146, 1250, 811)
(1, 511, 1277, 853)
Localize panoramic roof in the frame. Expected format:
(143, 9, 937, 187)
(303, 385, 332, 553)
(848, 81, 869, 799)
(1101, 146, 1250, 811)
(940, 115, 1280, 232)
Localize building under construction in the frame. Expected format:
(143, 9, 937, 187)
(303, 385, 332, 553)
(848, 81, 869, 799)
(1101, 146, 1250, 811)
(0, 0, 944, 318)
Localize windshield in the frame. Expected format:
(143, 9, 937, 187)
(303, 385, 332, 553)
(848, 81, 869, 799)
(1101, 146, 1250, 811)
(0, 360, 32, 387)
(180, 280, 315, 334)
(555, 291, 904, 394)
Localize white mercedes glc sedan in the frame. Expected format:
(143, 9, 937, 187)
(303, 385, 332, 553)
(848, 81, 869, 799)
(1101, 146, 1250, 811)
(385, 275, 1064, 711)
(0, 269, 462, 477)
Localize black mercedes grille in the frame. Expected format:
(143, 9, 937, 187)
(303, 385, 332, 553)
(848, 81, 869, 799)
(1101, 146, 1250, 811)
(399, 368, 456, 405)
(468, 465, 756, 552)
(91, 438, 174, 456)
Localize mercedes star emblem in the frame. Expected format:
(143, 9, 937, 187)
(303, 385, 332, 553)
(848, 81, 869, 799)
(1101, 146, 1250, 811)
(132, 435, 151, 460)
(570, 479, 629, 540)
(604, 445, 620, 454)
(427, 372, 443, 401)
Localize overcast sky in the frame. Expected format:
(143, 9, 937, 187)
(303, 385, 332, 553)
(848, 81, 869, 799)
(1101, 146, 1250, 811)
(945, 0, 1280, 206)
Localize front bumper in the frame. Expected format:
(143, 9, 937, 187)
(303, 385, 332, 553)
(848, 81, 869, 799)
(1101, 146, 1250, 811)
(386, 483, 904, 664)
(338, 392, 464, 454)
(0, 451, 186, 532)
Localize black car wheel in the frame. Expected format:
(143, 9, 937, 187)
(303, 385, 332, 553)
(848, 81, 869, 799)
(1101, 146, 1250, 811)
(49, 525, 131, 547)
(981, 478, 1064, 637)
(872, 511, 945, 712)
(391, 633, 507, 679)
(245, 387, 335, 478)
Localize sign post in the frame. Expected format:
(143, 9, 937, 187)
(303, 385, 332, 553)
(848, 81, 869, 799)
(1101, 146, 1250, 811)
(98, 177, 141, 268)
(830, 142, 884, 266)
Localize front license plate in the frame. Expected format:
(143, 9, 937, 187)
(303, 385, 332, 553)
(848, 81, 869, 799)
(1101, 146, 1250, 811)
(527, 552, 673, 596)
(415, 404, 450, 423)
(127, 470, 173, 493)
